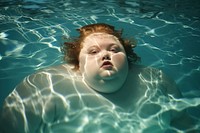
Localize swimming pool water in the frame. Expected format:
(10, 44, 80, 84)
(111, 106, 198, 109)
(0, 0, 200, 132)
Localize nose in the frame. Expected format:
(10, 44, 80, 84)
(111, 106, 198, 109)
(102, 52, 111, 60)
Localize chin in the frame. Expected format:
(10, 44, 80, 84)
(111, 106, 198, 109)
(92, 79, 123, 93)
(101, 74, 116, 80)
(100, 70, 117, 78)
(85, 70, 127, 93)
(94, 87, 120, 93)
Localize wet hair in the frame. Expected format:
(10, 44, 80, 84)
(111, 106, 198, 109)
(61, 23, 140, 70)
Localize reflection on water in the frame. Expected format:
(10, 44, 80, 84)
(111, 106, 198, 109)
(0, 0, 200, 132)
(1, 65, 200, 132)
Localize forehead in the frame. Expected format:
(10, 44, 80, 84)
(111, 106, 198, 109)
(82, 33, 121, 47)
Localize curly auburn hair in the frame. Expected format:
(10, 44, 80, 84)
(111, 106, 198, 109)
(61, 23, 140, 70)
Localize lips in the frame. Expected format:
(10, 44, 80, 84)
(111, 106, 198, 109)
(101, 61, 113, 69)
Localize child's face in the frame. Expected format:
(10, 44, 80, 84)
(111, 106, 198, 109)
(79, 33, 128, 93)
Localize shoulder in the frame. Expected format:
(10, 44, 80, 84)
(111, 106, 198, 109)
(0, 64, 82, 133)
(129, 64, 182, 98)
(12, 64, 77, 95)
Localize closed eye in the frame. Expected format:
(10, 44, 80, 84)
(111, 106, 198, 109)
(89, 50, 98, 54)
(88, 47, 100, 55)
(110, 46, 120, 53)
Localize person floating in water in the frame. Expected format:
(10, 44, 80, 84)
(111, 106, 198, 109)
(0, 23, 196, 133)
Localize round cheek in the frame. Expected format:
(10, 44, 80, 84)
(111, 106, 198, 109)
(79, 55, 99, 74)
(112, 53, 128, 69)
(79, 53, 87, 73)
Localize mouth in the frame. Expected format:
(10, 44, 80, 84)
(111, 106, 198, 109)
(101, 61, 113, 69)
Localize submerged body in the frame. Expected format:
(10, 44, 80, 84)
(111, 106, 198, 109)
(1, 23, 196, 132)
(0, 64, 180, 133)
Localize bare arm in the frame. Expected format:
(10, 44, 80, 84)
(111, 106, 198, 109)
(0, 70, 57, 133)
(161, 72, 198, 131)
(0, 65, 72, 133)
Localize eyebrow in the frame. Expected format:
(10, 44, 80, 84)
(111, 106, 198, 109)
(104, 43, 121, 49)
(87, 45, 99, 49)
(88, 43, 119, 49)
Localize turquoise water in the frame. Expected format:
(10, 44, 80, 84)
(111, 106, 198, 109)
(0, 0, 200, 132)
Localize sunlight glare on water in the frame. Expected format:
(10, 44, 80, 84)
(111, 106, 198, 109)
(0, 0, 200, 132)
